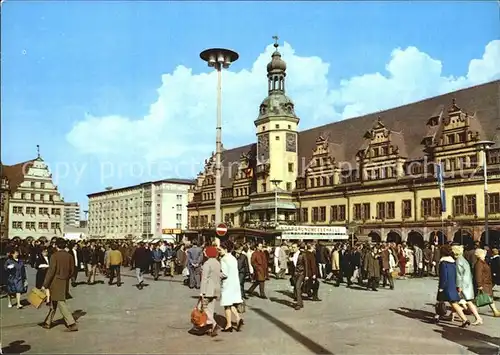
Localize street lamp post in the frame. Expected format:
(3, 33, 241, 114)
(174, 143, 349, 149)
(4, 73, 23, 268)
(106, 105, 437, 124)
(270, 179, 282, 227)
(475, 140, 494, 246)
(200, 48, 239, 226)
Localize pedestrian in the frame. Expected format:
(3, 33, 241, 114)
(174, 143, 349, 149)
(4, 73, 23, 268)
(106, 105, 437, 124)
(247, 243, 268, 299)
(199, 246, 221, 337)
(474, 248, 500, 317)
(34, 247, 50, 289)
(132, 242, 149, 290)
(219, 241, 244, 332)
(3, 249, 27, 309)
(107, 244, 123, 287)
(41, 239, 78, 331)
(186, 241, 203, 289)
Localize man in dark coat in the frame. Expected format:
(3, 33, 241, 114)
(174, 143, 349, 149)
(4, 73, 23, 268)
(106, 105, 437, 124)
(186, 241, 203, 289)
(235, 243, 250, 300)
(132, 242, 150, 290)
(41, 239, 77, 331)
(335, 245, 353, 287)
(292, 243, 309, 310)
(247, 243, 268, 299)
(305, 244, 321, 301)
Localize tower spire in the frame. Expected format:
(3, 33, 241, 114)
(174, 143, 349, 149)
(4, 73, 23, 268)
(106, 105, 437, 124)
(266, 35, 286, 95)
(272, 35, 279, 50)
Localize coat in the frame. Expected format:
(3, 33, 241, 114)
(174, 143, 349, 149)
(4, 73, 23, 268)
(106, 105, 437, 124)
(437, 256, 460, 302)
(200, 257, 221, 298)
(251, 250, 268, 281)
(455, 255, 475, 301)
(363, 252, 381, 279)
(220, 253, 243, 307)
(331, 250, 339, 271)
(34, 253, 50, 289)
(43, 250, 75, 301)
(474, 259, 493, 296)
(491, 255, 500, 286)
(305, 251, 318, 278)
(3, 258, 26, 294)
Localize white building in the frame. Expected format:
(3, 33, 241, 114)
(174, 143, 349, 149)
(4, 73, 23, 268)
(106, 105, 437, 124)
(2, 154, 65, 241)
(64, 202, 80, 227)
(87, 179, 194, 239)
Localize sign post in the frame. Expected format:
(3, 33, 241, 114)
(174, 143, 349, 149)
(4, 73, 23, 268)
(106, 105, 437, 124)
(216, 223, 228, 237)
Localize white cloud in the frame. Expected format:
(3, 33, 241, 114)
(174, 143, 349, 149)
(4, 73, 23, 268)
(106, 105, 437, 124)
(66, 40, 500, 170)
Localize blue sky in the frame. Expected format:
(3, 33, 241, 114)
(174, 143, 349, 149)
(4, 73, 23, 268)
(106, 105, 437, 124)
(2, 1, 499, 212)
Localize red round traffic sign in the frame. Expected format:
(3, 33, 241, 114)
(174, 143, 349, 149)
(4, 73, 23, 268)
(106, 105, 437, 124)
(216, 223, 228, 237)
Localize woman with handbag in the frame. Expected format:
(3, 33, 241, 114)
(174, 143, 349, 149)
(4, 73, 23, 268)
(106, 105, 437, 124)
(435, 244, 470, 327)
(452, 245, 483, 325)
(474, 248, 500, 317)
(3, 249, 27, 309)
(199, 246, 221, 337)
(219, 241, 244, 332)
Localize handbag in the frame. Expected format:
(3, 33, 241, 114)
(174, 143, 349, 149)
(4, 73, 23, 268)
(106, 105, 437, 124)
(190, 298, 208, 327)
(475, 290, 493, 307)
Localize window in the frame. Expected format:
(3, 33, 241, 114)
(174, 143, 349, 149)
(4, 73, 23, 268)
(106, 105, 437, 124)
(453, 196, 464, 216)
(402, 200, 412, 218)
(13, 206, 23, 214)
(275, 124, 280, 129)
(40, 182, 45, 189)
(422, 198, 432, 217)
(176, 204, 182, 211)
(275, 136, 280, 141)
(51, 222, 60, 230)
(49, 195, 54, 201)
(176, 213, 182, 221)
(288, 163, 294, 172)
(489, 193, 500, 214)
(300, 208, 308, 222)
(465, 195, 476, 215)
(447, 134, 455, 144)
(387, 202, 395, 219)
(39, 207, 49, 215)
(339, 205, 346, 220)
(309, 178, 315, 188)
(262, 183, 267, 192)
(288, 125, 291, 129)
(12, 221, 22, 229)
(176, 223, 182, 229)
(312, 207, 319, 222)
(38, 222, 48, 229)
(363, 203, 370, 220)
(354, 204, 362, 220)
(376, 202, 385, 220)
(458, 132, 466, 143)
(31, 182, 35, 188)
(26, 222, 36, 230)
(431, 198, 442, 217)
(319, 206, 326, 222)
(26, 207, 36, 215)
(331, 206, 338, 221)
(40, 194, 45, 201)
(286, 182, 292, 191)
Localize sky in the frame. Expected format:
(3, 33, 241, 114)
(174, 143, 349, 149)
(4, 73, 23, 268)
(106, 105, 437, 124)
(1, 1, 499, 212)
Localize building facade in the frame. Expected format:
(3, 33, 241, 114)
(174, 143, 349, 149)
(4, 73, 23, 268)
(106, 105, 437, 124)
(0, 174, 10, 239)
(64, 202, 81, 228)
(1, 154, 66, 241)
(87, 179, 194, 239)
(187, 40, 500, 247)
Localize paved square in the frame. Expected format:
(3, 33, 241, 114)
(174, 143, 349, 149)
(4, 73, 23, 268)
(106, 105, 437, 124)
(1, 267, 499, 354)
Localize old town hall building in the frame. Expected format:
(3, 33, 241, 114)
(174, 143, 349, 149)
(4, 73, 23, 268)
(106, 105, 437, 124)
(187, 41, 500, 247)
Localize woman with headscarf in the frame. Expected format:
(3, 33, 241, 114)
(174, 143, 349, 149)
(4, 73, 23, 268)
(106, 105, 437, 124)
(3, 249, 27, 309)
(219, 241, 244, 332)
(474, 248, 500, 317)
(451, 245, 482, 325)
(435, 244, 470, 327)
(199, 246, 221, 337)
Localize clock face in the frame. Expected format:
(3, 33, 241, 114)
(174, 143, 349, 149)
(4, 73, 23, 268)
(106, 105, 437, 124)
(286, 132, 297, 152)
(257, 135, 270, 163)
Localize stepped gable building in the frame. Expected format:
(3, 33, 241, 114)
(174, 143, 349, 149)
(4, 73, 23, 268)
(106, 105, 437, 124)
(188, 40, 500, 246)
(1, 148, 66, 241)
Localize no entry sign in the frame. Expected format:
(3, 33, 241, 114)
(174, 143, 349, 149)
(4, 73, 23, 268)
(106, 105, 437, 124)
(216, 223, 228, 237)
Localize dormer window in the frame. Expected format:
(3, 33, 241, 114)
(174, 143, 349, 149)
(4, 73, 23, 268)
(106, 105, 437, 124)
(448, 134, 456, 144)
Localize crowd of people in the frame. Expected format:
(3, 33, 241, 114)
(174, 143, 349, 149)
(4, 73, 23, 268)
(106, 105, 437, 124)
(1, 237, 499, 334)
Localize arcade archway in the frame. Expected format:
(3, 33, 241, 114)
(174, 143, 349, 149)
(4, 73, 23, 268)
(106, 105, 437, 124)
(407, 230, 424, 247)
(429, 230, 446, 245)
(480, 229, 500, 248)
(386, 231, 402, 244)
(453, 229, 474, 247)
(38, 236, 48, 243)
(368, 231, 381, 243)
(25, 236, 34, 243)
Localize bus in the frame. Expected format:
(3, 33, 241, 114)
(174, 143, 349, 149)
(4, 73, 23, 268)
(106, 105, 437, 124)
(276, 225, 349, 241)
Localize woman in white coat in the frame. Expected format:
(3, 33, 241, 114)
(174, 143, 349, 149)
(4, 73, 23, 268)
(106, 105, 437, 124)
(452, 245, 483, 325)
(219, 241, 244, 332)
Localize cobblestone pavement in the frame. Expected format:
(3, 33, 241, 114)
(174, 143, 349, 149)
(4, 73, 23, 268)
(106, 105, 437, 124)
(1, 267, 499, 354)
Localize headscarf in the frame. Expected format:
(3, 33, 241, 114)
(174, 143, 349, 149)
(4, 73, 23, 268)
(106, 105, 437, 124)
(205, 246, 218, 258)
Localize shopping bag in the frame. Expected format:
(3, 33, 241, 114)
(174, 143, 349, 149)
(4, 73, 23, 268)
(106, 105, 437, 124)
(27, 287, 47, 309)
(182, 267, 189, 277)
(191, 298, 207, 327)
(475, 290, 493, 307)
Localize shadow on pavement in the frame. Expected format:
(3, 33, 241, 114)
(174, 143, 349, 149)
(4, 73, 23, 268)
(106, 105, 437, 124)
(269, 296, 296, 309)
(391, 307, 500, 355)
(1, 340, 31, 354)
(250, 307, 333, 354)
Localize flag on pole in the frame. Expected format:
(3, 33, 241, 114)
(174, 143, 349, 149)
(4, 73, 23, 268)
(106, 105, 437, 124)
(437, 162, 447, 213)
